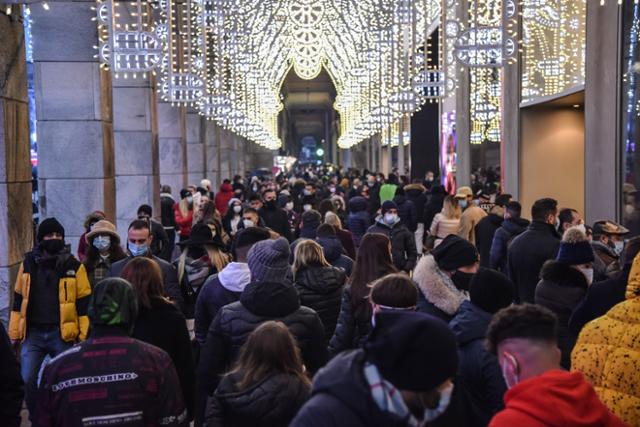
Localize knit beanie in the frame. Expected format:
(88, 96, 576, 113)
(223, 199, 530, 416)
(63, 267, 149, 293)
(365, 311, 458, 391)
(556, 227, 594, 265)
(469, 268, 515, 314)
(431, 234, 478, 271)
(88, 278, 138, 328)
(248, 237, 290, 282)
(381, 200, 398, 214)
(37, 218, 65, 242)
(137, 204, 152, 216)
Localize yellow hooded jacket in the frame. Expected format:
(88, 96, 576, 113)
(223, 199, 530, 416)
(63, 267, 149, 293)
(571, 253, 640, 425)
(8, 251, 92, 342)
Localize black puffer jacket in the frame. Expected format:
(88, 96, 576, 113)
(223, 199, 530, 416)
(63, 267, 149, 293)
(195, 280, 327, 424)
(393, 194, 417, 232)
(367, 219, 417, 272)
(316, 236, 354, 277)
(475, 213, 504, 268)
(489, 217, 530, 272)
(423, 187, 446, 230)
(404, 183, 427, 224)
(328, 286, 372, 357)
(205, 372, 309, 427)
(535, 261, 588, 369)
(294, 266, 346, 341)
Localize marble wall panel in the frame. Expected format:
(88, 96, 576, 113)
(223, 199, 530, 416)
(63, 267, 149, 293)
(114, 131, 155, 176)
(113, 87, 153, 132)
(159, 137, 185, 175)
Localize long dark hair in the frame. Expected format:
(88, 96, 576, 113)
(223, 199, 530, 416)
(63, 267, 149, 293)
(121, 257, 166, 309)
(230, 321, 311, 390)
(349, 233, 398, 320)
(84, 234, 126, 273)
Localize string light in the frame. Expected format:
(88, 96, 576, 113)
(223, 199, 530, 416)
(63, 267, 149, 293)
(42, 2, 49, 11)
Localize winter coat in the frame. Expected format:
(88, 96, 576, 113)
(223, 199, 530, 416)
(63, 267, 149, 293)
(571, 255, 640, 426)
(569, 263, 632, 336)
(195, 280, 327, 424)
(404, 183, 427, 223)
(132, 297, 195, 420)
(423, 191, 446, 231)
(413, 254, 468, 323)
(457, 205, 488, 245)
(258, 206, 292, 241)
(109, 254, 184, 313)
(591, 241, 621, 279)
(316, 236, 354, 277)
(328, 285, 372, 357)
(475, 213, 503, 268)
(9, 250, 92, 343)
(429, 213, 461, 246)
(507, 221, 561, 303)
(161, 192, 177, 229)
(35, 332, 187, 427)
(205, 372, 309, 427)
(294, 266, 346, 342)
(347, 197, 370, 246)
(290, 350, 418, 427)
(535, 261, 589, 369)
(489, 217, 530, 272)
(194, 262, 251, 345)
(393, 194, 417, 232)
(378, 183, 397, 203)
(335, 228, 357, 260)
(175, 203, 194, 237)
(488, 370, 626, 427)
(0, 325, 23, 427)
(149, 219, 170, 259)
(367, 183, 382, 217)
(449, 301, 506, 426)
(174, 256, 217, 319)
(367, 218, 417, 272)
(215, 183, 234, 216)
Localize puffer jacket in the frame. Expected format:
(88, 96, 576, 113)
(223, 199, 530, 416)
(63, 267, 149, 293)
(404, 183, 427, 224)
(328, 285, 372, 357)
(195, 280, 327, 424)
(316, 236, 354, 277)
(535, 260, 588, 369)
(294, 266, 346, 341)
(489, 217, 530, 272)
(9, 250, 92, 343)
(347, 197, 370, 246)
(367, 218, 417, 272)
(413, 254, 468, 323)
(393, 194, 417, 232)
(572, 255, 640, 426)
(475, 212, 504, 268)
(423, 189, 446, 231)
(205, 372, 309, 427)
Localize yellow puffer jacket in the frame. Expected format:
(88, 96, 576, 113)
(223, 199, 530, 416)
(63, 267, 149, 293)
(571, 254, 640, 426)
(8, 251, 92, 342)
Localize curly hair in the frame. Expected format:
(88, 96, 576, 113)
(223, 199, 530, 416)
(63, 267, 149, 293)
(486, 303, 558, 355)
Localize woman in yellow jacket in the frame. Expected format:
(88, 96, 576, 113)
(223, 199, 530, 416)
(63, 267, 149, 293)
(8, 218, 92, 418)
(572, 252, 640, 426)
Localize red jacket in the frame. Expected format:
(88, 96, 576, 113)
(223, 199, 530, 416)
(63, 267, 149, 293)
(174, 202, 193, 237)
(215, 183, 234, 215)
(489, 370, 627, 427)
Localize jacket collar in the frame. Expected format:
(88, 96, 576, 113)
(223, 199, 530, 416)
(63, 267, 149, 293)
(529, 220, 562, 239)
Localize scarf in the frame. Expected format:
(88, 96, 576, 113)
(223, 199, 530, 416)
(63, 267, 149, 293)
(363, 363, 419, 427)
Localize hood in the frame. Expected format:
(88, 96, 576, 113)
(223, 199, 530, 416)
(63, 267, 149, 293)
(349, 196, 368, 213)
(503, 370, 622, 426)
(240, 280, 300, 317)
(502, 217, 530, 234)
(296, 266, 345, 294)
(220, 182, 233, 193)
(160, 192, 175, 201)
(392, 194, 406, 205)
(317, 236, 343, 262)
(404, 183, 426, 195)
(540, 260, 588, 289)
(449, 300, 492, 346)
(218, 262, 252, 292)
(413, 255, 468, 315)
(626, 253, 640, 300)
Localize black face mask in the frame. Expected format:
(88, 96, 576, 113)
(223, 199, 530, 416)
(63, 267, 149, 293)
(451, 270, 474, 291)
(264, 200, 276, 209)
(40, 239, 65, 255)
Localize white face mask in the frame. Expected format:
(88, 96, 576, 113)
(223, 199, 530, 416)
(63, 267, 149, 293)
(243, 219, 255, 228)
(303, 204, 312, 212)
(233, 205, 242, 214)
(459, 199, 468, 209)
(574, 223, 586, 234)
(578, 267, 594, 285)
(614, 240, 624, 255)
(384, 213, 397, 224)
(285, 201, 294, 211)
(422, 383, 454, 423)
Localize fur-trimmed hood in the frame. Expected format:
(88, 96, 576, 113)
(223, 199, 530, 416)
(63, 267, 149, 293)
(413, 254, 468, 315)
(539, 260, 589, 289)
(404, 183, 426, 193)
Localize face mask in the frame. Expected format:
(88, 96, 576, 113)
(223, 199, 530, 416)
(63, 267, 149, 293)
(303, 189, 312, 196)
(578, 267, 594, 285)
(128, 242, 148, 257)
(93, 236, 111, 251)
(137, 215, 149, 221)
(265, 200, 276, 209)
(614, 240, 624, 255)
(574, 223, 586, 234)
(40, 239, 65, 255)
(367, 181, 375, 187)
(233, 205, 242, 214)
(243, 219, 255, 228)
(186, 196, 193, 204)
(329, 187, 336, 193)
(501, 354, 520, 389)
(285, 202, 294, 211)
(384, 213, 397, 225)
(459, 199, 468, 209)
(451, 270, 474, 291)
(554, 216, 560, 229)
(303, 204, 312, 212)
(422, 383, 454, 423)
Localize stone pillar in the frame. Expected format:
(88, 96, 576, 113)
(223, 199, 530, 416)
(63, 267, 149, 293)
(454, 0, 471, 188)
(185, 109, 205, 186)
(204, 120, 220, 188)
(158, 103, 187, 198)
(112, 74, 160, 232)
(398, 120, 405, 176)
(33, 1, 115, 252)
(0, 10, 34, 323)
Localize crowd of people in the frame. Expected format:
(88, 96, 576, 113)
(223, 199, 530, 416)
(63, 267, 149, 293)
(1, 164, 639, 427)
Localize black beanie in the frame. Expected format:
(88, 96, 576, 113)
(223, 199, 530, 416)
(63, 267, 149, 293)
(431, 234, 478, 271)
(37, 218, 65, 242)
(137, 204, 152, 216)
(365, 311, 458, 391)
(469, 268, 515, 314)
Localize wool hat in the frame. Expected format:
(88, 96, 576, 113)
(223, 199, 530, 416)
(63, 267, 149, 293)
(88, 278, 138, 328)
(180, 188, 192, 199)
(37, 218, 65, 242)
(556, 227, 595, 265)
(137, 204, 152, 216)
(247, 237, 290, 282)
(381, 200, 398, 214)
(431, 234, 478, 271)
(365, 311, 458, 391)
(86, 220, 120, 243)
(470, 268, 515, 314)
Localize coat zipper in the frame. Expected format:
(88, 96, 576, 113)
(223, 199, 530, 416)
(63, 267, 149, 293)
(64, 281, 68, 301)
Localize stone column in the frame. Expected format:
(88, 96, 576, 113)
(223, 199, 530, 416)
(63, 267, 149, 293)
(158, 103, 187, 198)
(185, 109, 205, 186)
(204, 119, 220, 188)
(219, 128, 231, 180)
(33, 1, 115, 252)
(0, 10, 34, 323)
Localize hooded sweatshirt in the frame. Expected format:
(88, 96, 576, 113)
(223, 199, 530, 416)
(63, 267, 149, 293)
(215, 183, 235, 215)
(489, 370, 626, 427)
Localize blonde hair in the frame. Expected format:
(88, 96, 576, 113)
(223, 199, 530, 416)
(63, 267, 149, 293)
(442, 195, 461, 219)
(324, 212, 342, 230)
(179, 197, 191, 218)
(177, 245, 230, 284)
(292, 240, 330, 276)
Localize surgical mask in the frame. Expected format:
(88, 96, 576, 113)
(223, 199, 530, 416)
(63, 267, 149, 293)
(243, 219, 255, 228)
(578, 267, 594, 285)
(93, 236, 111, 251)
(128, 242, 148, 257)
(233, 205, 242, 214)
(186, 196, 193, 204)
(329, 187, 336, 193)
(574, 223, 587, 234)
(303, 204, 312, 212)
(384, 213, 397, 225)
(303, 189, 311, 196)
(422, 383, 454, 423)
(501, 357, 520, 389)
(459, 199, 468, 209)
(367, 181, 375, 187)
(285, 202, 294, 211)
(554, 216, 560, 229)
(614, 240, 624, 255)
